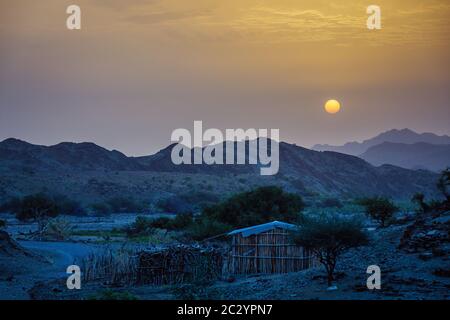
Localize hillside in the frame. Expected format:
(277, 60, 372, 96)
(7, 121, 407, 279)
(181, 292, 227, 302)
(0, 138, 441, 208)
(360, 142, 450, 172)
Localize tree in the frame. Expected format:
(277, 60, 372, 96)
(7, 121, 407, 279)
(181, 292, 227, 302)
(359, 197, 398, 227)
(437, 168, 450, 202)
(201, 186, 304, 229)
(16, 194, 59, 231)
(293, 214, 368, 287)
(412, 193, 429, 214)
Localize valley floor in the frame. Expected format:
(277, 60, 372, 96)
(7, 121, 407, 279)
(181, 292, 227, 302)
(1, 219, 448, 300)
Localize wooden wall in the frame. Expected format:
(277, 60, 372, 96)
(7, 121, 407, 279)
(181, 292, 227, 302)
(229, 228, 315, 274)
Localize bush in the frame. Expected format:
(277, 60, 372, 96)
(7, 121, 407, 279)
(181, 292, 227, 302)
(150, 213, 194, 231)
(437, 168, 450, 202)
(187, 218, 230, 241)
(124, 216, 154, 238)
(199, 186, 304, 229)
(319, 198, 343, 208)
(90, 202, 112, 215)
(42, 217, 73, 240)
(411, 193, 429, 214)
(171, 213, 194, 229)
(107, 197, 143, 213)
(52, 195, 85, 216)
(16, 193, 59, 231)
(358, 197, 398, 227)
(150, 217, 172, 229)
(0, 219, 5, 228)
(293, 214, 368, 287)
(156, 196, 192, 214)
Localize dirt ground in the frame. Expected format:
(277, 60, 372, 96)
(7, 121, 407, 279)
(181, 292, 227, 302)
(3, 222, 447, 300)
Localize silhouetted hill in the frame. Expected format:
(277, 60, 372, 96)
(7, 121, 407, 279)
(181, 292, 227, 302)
(360, 142, 450, 172)
(0, 138, 142, 171)
(312, 129, 450, 156)
(0, 138, 441, 203)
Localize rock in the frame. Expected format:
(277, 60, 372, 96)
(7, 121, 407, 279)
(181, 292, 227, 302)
(433, 269, 450, 278)
(419, 252, 434, 260)
(326, 285, 338, 291)
(0, 230, 31, 257)
(426, 230, 438, 236)
(399, 208, 450, 253)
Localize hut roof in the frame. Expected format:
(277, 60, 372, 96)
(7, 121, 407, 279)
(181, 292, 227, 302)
(227, 221, 298, 238)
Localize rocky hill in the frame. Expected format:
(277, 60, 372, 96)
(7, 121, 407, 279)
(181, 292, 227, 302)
(0, 138, 442, 207)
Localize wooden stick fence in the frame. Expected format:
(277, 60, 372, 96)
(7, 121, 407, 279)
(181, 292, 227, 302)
(80, 245, 223, 286)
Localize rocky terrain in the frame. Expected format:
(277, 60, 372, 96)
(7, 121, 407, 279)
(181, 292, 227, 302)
(2, 207, 447, 300)
(0, 138, 440, 210)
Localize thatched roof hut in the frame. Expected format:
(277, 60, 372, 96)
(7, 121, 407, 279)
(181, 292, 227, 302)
(227, 221, 315, 275)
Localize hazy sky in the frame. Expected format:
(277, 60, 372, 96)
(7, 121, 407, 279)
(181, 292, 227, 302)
(1, 0, 449, 155)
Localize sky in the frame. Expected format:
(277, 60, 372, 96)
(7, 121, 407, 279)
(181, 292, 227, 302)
(0, 0, 449, 155)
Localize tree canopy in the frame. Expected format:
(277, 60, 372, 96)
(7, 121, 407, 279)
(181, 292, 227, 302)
(358, 197, 398, 227)
(293, 214, 368, 286)
(200, 186, 305, 229)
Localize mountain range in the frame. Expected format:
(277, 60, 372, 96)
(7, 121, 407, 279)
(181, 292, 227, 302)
(360, 142, 450, 172)
(313, 129, 450, 172)
(0, 136, 441, 206)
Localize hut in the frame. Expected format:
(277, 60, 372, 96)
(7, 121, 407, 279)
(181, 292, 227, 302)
(227, 221, 315, 275)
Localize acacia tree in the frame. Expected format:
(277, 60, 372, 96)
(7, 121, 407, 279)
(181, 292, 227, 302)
(16, 194, 59, 232)
(293, 214, 368, 287)
(359, 197, 398, 227)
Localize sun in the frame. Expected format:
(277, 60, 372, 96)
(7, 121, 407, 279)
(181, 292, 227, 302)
(324, 99, 341, 114)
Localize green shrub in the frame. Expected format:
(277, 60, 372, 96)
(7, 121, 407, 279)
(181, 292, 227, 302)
(150, 217, 172, 229)
(187, 218, 231, 241)
(124, 216, 154, 238)
(437, 168, 450, 202)
(411, 193, 429, 214)
(42, 217, 73, 240)
(171, 213, 194, 229)
(52, 195, 85, 216)
(90, 202, 111, 215)
(199, 186, 304, 229)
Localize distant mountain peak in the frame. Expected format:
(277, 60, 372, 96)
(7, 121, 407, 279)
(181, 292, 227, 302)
(1, 137, 29, 145)
(0, 138, 36, 151)
(312, 128, 450, 156)
(360, 142, 450, 172)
